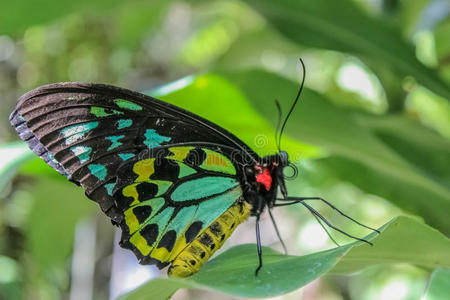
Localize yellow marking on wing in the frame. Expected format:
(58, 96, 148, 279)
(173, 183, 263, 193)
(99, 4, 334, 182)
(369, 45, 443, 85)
(130, 232, 151, 255)
(151, 247, 171, 262)
(167, 147, 194, 161)
(168, 235, 189, 262)
(133, 158, 155, 181)
(204, 151, 228, 167)
(122, 181, 171, 207)
(124, 209, 140, 234)
(123, 185, 139, 206)
(168, 200, 251, 277)
(200, 149, 236, 175)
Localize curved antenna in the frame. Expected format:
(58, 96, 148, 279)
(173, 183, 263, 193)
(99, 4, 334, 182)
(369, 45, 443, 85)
(274, 99, 283, 152)
(277, 58, 306, 149)
(283, 162, 298, 180)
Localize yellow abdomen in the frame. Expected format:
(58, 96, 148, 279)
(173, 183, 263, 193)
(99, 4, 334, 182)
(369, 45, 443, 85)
(168, 200, 251, 277)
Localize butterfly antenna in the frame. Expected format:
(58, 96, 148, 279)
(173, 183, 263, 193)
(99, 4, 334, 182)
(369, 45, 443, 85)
(277, 58, 306, 149)
(274, 99, 283, 152)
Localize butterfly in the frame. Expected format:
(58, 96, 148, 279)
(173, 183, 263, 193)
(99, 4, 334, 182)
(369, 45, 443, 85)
(10, 61, 377, 277)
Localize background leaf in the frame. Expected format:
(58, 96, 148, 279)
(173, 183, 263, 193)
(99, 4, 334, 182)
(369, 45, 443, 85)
(242, 0, 450, 101)
(0, 142, 35, 192)
(333, 216, 450, 273)
(150, 74, 320, 158)
(423, 268, 450, 300)
(25, 177, 95, 269)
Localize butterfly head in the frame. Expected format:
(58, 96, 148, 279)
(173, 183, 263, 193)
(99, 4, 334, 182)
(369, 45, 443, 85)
(246, 151, 290, 199)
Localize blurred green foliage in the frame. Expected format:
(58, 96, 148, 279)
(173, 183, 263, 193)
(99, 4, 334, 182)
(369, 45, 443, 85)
(0, 0, 449, 299)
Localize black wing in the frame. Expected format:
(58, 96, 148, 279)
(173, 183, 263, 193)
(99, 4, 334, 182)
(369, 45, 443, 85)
(10, 82, 258, 222)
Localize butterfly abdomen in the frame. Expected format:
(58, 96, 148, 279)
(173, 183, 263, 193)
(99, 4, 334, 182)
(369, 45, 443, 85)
(168, 200, 251, 277)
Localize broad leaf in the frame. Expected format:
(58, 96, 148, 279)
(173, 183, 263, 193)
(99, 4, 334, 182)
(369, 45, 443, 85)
(118, 216, 450, 299)
(423, 268, 450, 300)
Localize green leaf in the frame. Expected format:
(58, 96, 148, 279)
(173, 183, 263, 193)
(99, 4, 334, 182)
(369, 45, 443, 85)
(25, 177, 95, 269)
(119, 216, 450, 299)
(333, 216, 450, 273)
(357, 114, 450, 187)
(242, 0, 450, 101)
(423, 268, 450, 300)
(149, 74, 320, 158)
(119, 244, 352, 299)
(221, 69, 450, 233)
(2, 0, 126, 35)
(0, 142, 35, 192)
(115, 1, 171, 49)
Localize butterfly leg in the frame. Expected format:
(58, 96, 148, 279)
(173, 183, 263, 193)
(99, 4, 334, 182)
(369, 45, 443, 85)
(268, 208, 288, 254)
(254, 195, 264, 276)
(255, 213, 263, 276)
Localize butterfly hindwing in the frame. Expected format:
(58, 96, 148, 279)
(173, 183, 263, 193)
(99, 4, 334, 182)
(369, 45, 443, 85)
(113, 145, 243, 266)
(10, 82, 256, 223)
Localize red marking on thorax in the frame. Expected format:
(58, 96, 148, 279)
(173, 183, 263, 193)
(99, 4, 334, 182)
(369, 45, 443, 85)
(256, 167, 272, 191)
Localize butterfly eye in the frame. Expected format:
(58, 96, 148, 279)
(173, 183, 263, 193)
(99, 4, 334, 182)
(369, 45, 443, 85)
(279, 151, 289, 166)
(283, 162, 298, 180)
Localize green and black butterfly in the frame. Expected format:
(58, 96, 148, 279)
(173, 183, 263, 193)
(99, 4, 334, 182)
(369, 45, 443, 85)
(10, 62, 377, 277)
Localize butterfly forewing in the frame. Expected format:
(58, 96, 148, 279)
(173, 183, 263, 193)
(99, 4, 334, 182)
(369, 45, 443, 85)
(10, 83, 256, 221)
(10, 82, 256, 273)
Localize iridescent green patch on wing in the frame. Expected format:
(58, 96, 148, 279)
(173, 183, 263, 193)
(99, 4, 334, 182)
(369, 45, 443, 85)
(171, 177, 238, 202)
(90, 106, 124, 117)
(106, 135, 125, 150)
(118, 153, 135, 161)
(117, 119, 133, 129)
(143, 129, 171, 148)
(104, 183, 115, 196)
(70, 146, 92, 163)
(193, 186, 241, 226)
(114, 99, 142, 111)
(88, 164, 107, 180)
(175, 162, 196, 178)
